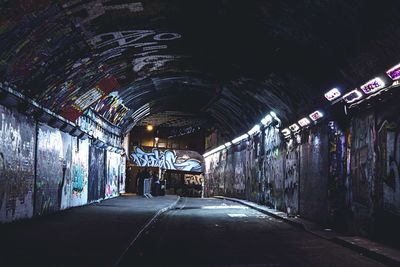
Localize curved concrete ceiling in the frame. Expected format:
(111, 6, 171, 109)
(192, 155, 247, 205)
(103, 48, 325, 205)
(1, 0, 400, 137)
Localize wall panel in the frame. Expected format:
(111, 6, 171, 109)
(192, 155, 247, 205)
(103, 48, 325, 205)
(0, 106, 36, 222)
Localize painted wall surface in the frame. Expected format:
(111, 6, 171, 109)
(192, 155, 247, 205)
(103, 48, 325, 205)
(0, 103, 124, 223)
(88, 145, 105, 202)
(119, 155, 126, 194)
(35, 124, 72, 215)
(70, 139, 89, 207)
(0, 106, 36, 222)
(299, 127, 329, 223)
(284, 144, 299, 215)
(105, 151, 120, 198)
(377, 108, 400, 216)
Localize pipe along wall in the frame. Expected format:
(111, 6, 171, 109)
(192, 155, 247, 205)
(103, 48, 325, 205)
(204, 102, 400, 241)
(0, 104, 126, 223)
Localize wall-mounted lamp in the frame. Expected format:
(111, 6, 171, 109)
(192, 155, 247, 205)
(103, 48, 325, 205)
(324, 88, 341, 101)
(360, 77, 385, 94)
(342, 89, 363, 103)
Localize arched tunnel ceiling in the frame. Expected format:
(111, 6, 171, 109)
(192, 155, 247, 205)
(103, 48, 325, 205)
(2, 0, 400, 137)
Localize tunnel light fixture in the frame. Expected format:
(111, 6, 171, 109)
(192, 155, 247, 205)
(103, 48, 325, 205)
(224, 142, 232, 148)
(298, 117, 311, 127)
(324, 88, 341, 101)
(281, 128, 291, 137)
(146, 124, 153, 131)
(289, 123, 300, 132)
(342, 89, 363, 103)
(261, 114, 273, 126)
(203, 144, 226, 158)
(248, 124, 261, 135)
(231, 134, 249, 144)
(360, 77, 385, 94)
(386, 63, 400, 81)
(309, 110, 324, 121)
(269, 111, 277, 118)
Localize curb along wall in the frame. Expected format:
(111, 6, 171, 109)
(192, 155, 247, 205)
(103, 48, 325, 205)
(0, 104, 125, 223)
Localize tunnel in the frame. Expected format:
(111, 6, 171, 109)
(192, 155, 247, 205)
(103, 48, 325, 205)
(1, 1, 400, 266)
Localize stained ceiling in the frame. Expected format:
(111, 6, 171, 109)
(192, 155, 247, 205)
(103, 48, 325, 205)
(1, 0, 400, 137)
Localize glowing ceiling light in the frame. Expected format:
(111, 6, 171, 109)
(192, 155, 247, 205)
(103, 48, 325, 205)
(203, 144, 226, 158)
(289, 123, 300, 132)
(298, 117, 311, 127)
(281, 128, 291, 136)
(270, 111, 277, 118)
(360, 77, 385, 94)
(342, 89, 363, 103)
(224, 142, 232, 148)
(146, 125, 154, 131)
(387, 63, 400, 81)
(232, 134, 249, 144)
(309, 110, 324, 121)
(261, 114, 273, 126)
(324, 88, 341, 101)
(248, 124, 260, 135)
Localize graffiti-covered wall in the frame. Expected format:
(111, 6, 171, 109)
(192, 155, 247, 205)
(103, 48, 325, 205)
(106, 151, 120, 198)
(0, 104, 125, 223)
(204, 101, 400, 238)
(36, 124, 72, 215)
(0, 105, 36, 222)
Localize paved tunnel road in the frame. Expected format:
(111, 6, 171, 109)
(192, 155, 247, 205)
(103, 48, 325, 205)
(119, 198, 385, 267)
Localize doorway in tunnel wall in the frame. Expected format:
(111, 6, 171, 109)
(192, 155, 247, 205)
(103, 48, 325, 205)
(88, 145, 105, 202)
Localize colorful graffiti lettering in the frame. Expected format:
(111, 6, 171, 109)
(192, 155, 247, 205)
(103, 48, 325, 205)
(130, 147, 203, 172)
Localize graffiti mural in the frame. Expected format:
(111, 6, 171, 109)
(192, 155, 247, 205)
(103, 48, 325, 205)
(94, 92, 130, 125)
(88, 145, 105, 202)
(130, 147, 203, 173)
(105, 151, 120, 198)
(119, 155, 126, 194)
(299, 127, 329, 223)
(70, 139, 89, 207)
(284, 143, 299, 215)
(378, 111, 400, 215)
(0, 105, 36, 222)
(35, 124, 72, 215)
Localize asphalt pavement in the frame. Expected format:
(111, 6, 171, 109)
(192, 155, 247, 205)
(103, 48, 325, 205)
(118, 197, 386, 267)
(0, 195, 179, 267)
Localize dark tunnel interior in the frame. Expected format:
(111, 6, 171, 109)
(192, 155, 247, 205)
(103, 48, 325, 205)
(1, 1, 400, 266)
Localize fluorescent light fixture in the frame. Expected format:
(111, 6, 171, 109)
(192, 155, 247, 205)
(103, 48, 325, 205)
(309, 110, 324, 121)
(270, 111, 277, 118)
(360, 77, 385, 94)
(203, 144, 226, 158)
(248, 124, 260, 135)
(387, 63, 400, 81)
(261, 114, 273, 126)
(289, 123, 300, 132)
(324, 88, 341, 101)
(224, 142, 232, 148)
(298, 117, 311, 127)
(342, 89, 363, 103)
(281, 128, 291, 136)
(232, 134, 249, 144)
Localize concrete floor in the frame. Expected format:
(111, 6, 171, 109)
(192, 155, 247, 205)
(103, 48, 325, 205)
(0, 196, 386, 267)
(0, 195, 179, 267)
(119, 198, 385, 267)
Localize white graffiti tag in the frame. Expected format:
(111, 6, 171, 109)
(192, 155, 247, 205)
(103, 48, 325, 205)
(130, 147, 202, 172)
